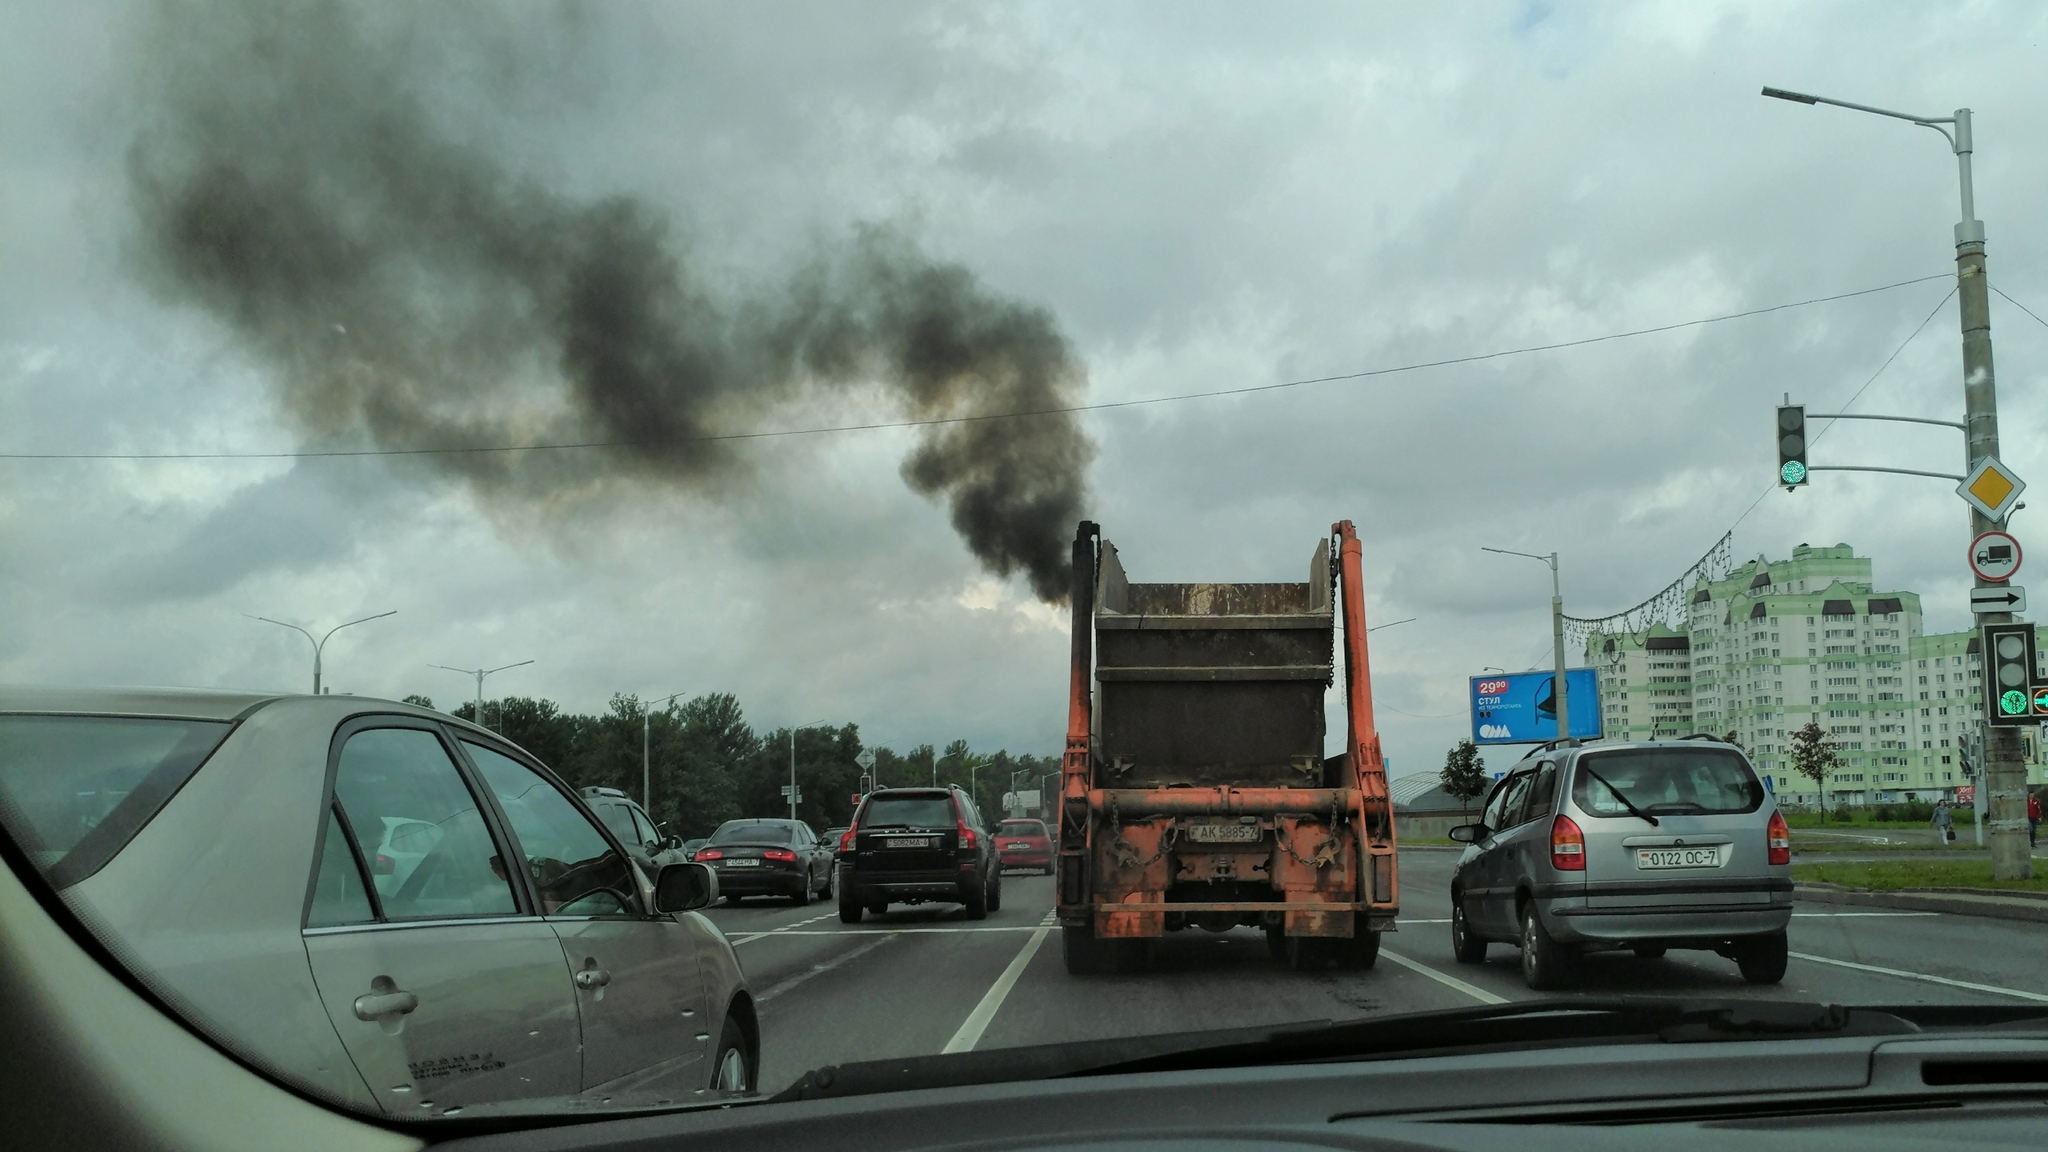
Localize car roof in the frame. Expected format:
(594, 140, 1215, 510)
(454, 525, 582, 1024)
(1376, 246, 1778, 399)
(0, 685, 282, 721)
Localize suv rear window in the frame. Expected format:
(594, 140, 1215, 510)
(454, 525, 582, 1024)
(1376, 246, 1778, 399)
(0, 715, 234, 889)
(999, 821, 1046, 836)
(860, 794, 956, 829)
(1571, 748, 1763, 817)
(709, 822, 792, 846)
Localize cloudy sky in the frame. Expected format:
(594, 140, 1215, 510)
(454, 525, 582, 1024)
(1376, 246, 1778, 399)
(5, 2, 2048, 775)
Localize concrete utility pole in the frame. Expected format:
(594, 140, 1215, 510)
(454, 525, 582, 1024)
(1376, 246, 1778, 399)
(432, 660, 534, 732)
(1483, 548, 1571, 746)
(1764, 87, 2027, 879)
(248, 610, 396, 695)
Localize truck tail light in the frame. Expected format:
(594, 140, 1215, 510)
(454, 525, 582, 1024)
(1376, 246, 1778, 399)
(957, 820, 978, 850)
(1767, 810, 1791, 865)
(694, 848, 724, 861)
(762, 848, 797, 862)
(1550, 814, 1585, 871)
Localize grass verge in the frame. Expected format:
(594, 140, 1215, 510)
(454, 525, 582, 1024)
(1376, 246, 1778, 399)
(1791, 858, 2048, 893)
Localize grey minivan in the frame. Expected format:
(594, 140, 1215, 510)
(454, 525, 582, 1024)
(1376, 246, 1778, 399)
(1447, 738, 1793, 990)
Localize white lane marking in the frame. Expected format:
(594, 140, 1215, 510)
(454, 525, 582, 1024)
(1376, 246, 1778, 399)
(1378, 949, 1510, 1006)
(727, 911, 839, 945)
(941, 921, 1055, 1053)
(1789, 951, 2048, 1003)
(754, 934, 895, 1003)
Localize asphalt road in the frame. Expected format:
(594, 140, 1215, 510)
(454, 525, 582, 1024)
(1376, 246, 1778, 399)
(702, 847, 2048, 1096)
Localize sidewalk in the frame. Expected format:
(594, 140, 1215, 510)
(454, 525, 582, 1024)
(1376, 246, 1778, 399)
(1797, 881, 2048, 924)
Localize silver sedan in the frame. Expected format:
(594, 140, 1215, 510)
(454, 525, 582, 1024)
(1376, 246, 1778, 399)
(0, 687, 758, 1117)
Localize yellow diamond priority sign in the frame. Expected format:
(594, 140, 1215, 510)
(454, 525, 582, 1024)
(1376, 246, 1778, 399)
(1958, 456, 2026, 522)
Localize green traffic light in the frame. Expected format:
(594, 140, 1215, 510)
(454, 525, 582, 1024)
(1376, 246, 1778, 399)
(2000, 689, 2029, 715)
(1780, 460, 1807, 485)
(2035, 687, 2048, 715)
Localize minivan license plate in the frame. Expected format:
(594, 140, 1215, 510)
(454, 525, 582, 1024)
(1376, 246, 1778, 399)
(1185, 823, 1260, 843)
(884, 837, 933, 849)
(1636, 846, 1722, 869)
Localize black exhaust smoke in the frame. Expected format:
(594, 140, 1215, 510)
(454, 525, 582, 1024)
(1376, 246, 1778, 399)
(125, 2, 1091, 602)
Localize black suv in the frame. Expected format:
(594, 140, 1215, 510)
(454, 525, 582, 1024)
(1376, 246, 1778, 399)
(837, 786, 1000, 922)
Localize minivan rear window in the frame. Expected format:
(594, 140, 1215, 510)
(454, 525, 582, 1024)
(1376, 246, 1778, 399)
(0, 715, 234, 889)
(860, 794, 955, 829)
(1571, 748, 1763, 817)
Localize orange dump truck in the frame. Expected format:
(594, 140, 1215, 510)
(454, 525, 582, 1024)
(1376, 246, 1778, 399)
(1055, 520, 1398, 974)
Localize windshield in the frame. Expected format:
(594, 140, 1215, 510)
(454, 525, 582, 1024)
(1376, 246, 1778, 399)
(1573, 748, 1763, 817)
(9, 0, 2045, 1133)
(710, 823, 793, 846)
(860, 796, 956, 829)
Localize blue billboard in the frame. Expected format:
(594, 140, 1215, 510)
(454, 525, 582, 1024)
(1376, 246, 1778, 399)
(1470, 669, 1602, 744)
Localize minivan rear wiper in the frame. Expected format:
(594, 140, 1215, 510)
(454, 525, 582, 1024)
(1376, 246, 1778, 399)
(1577, 765, 1658, 826)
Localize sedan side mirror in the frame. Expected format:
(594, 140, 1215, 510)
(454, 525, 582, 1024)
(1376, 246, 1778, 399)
(664, 835, 683, 852)
(654, 861, 719, 913)
(1448, 824, 1487, 844)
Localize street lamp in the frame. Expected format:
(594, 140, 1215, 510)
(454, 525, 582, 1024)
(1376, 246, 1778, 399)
(789, 719, 833, 821)
(1763, 86, 2024, 879)
(1482, 547, 1570, 746)
(247, 611, 396, 695)
(432, 661, 535, 732)
(642, 690, 689, 813)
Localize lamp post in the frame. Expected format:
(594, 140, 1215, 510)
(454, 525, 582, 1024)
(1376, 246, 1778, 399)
(431, 660, 534, 732)
(1763, 85, 2026, 880)
(1482, 548, 1570, 746)
(642, 691, 689, 813)
(247, 611, 396, 695)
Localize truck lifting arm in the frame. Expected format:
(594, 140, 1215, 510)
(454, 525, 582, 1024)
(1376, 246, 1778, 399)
(1334, 520, 1399, 914)
(1058, 521, 1099, 907)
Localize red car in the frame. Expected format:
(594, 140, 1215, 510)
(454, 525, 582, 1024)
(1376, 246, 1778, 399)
(995, 818, 1054, 874)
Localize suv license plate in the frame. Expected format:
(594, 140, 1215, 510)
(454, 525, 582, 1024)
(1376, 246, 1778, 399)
(884, 837, 933, 849)
(1636, 846, 1723, 869)
(1185, 823, 1261, 843)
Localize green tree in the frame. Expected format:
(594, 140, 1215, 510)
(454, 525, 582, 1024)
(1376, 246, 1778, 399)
(1439, 740, 1487, 806)
(1787, 721, 1841, 814)
(400, 694, 435, 710)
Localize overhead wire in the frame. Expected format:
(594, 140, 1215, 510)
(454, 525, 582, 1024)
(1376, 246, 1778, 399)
(1, 272, 1952, 461)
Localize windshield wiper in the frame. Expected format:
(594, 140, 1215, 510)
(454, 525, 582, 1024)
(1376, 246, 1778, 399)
(1577, 765, 1658, 826)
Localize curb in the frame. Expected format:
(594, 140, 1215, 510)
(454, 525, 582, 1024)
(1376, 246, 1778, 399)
(1796, 883, 2048, 924)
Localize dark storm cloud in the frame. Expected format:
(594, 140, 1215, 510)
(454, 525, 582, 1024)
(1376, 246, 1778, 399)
(123, 1, 1090, 602)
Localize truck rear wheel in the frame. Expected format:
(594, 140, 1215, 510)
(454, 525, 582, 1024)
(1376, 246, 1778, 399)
(1062, 926, 1111, 975)
(1286, 935, 1338, 971)
(1342, 928, 1381, 970)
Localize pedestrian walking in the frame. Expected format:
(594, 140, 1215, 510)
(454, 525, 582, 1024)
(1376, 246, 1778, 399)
(1932, 800, 1955, 846)
(2028, 790, 2041, 849)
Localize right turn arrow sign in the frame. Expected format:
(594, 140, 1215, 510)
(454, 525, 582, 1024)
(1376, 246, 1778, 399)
(1971, 585, 2027, 613)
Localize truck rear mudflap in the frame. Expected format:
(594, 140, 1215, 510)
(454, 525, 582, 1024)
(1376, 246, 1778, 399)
(1068, 786, 1397, 939)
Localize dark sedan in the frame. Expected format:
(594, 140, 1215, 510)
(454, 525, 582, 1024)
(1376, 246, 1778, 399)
(696, 818, 834, 905)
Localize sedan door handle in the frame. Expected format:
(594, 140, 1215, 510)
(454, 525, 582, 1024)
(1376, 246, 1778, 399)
(574, 967, 612, 989)
(353, 975, 419, 1032)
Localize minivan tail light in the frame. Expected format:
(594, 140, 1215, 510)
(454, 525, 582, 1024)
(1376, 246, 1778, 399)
(1550, 814, 1585, 871)
(762, 848, 797, 862)
(694, 848, 724, 861)
(957, 820, 977, 850)
(1767, 810, 1791, 865)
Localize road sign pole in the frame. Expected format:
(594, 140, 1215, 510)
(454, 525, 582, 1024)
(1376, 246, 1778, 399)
(1954, 156, 2030, 878)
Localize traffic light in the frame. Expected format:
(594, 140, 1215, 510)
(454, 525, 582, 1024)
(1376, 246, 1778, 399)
(1983, 622, 2038, 726)
(1776, 405, 1808, 488)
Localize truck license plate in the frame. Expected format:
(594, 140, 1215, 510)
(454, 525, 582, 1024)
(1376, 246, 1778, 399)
(884, 837, 933, 849)
(1635, 846, 1723, 870)
(1185, 823, 1260, 843)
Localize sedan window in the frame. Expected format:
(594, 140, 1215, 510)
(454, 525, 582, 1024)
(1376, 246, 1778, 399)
(710, 822, 793, 845)
(0, 715, 232, 889)
(306, 807, 376, 928)
(463, 741, 643, 917)
(331, 728, 517, 920)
